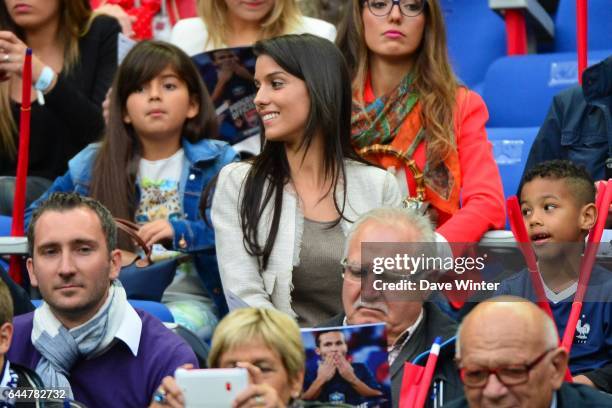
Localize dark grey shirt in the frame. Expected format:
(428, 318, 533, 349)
(292, 218, 344, 327)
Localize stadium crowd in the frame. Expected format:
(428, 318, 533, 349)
(0, 0, 611, 407)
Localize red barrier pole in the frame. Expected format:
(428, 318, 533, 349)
(576, 0, 587, 83)
(505, 10, 528, 55)
(8, 48, 33, 285)
(562, 180, 612, 353)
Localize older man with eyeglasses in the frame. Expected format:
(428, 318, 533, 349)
(321, 207, 461, 407)
(446, 297, 612, 408)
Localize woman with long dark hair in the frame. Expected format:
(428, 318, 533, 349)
(337, 0, 505, 243)
(211, 34, 401, 326)
(0, 0, 120, 182)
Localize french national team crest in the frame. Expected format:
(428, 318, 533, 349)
(575, 314, 591, 344)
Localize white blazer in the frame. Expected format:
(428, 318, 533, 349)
(211, 160, 402, 317)
(171, 15, 337, 56)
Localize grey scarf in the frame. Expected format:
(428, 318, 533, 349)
(31, 281, 128, 398)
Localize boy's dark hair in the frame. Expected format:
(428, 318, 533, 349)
(519, 160, 596, 206)
(315, 330, 346, 348)
(27, 193, 117, 257)
(0, 278, 13, 326)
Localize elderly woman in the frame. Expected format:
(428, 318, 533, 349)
(151, 308, 312, 408)
(337, 0, 506, 243)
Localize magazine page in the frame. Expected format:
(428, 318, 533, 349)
(301, 323, 391, 408)
(192, 47, 260, 154)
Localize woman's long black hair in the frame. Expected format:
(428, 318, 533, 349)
(239, 34, 367, 271)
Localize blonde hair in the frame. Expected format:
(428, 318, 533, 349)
(0, 0, 93, 159)
(208, 308, 305, 380)
(197, 0, 302, 49)
(337, 0, 459, 162)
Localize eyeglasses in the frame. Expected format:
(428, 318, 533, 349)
(340, 258, 416, 283)
(363, 0, 427, 18)
(458, 349, 555, 388)
(340, 258, 366, 282)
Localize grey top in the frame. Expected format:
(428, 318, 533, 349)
(292, 217, 345, 327)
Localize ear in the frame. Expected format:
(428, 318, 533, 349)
(315, 347, 321, 356)
(579, 203, 597, 231)
(548, 347, 569, 390)
(186, 98, 200, 119)
(0, 322, 13, 356)
(109, 249, 122, 281)
(123, 111, 132, 124)
(289, 370, 305, 400)
(26, 257, 38, 288)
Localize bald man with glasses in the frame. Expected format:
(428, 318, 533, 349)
(446, 297, 612, 408)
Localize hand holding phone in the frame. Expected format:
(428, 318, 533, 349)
(175, 367, 248, 408)
(231, 362, 288, 408)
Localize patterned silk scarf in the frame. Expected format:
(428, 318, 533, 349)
(350, 74, 461, 215)
(351, 74, 418, 148)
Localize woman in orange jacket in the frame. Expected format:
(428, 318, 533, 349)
(337, 0, 505, 243)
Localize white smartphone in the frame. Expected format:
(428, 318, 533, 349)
(175, 368, 249, 408)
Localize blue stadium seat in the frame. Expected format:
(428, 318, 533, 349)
(129, 300, 175, 322)
(441, 0, 506, 89)
(31, 299, 175, 323)
(1, 215, 19, 272)
(0, 215, 11, 236)
(0, 176, 53, 216)
(487, 127, 539, 200)
(553, 0, 612, 53)
(483, 50, 610, 127)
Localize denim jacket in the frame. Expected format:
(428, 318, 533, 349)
(25, 138, 239, 315)
(524, 56, 612, 180)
